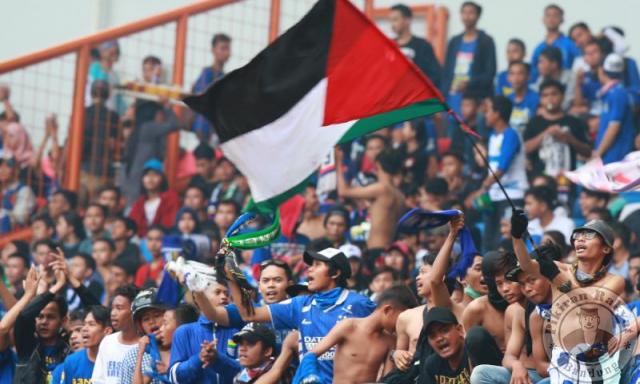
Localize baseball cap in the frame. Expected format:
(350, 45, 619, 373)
(571, 220, 615, 248)
(603, 53, 624, 74)
(143, 158, 164, 173)
(303, 247, 351, 279)
(423, 307, 459, 333)
(285, 282, 309, 297)
(232, 323, 276, 351)
(131, 288, 166, 321)
(339, 243, 362, 260)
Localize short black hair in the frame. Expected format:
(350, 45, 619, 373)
(365, 134, 390, 148)
(508, 60, 530, 74)
(59, 212, 87, 240)
(372, 266, 399, 281)
(323, 205, 350, 228)
(112, 258, 138, 277)
(143, 55, 161, 66)
(259, 259, 293, 281)
(539, 78, 565, 94)
(376, 284, 419, 309)
(112, 215, 137, 236)
(441, 151, 464, 163)
(424, 177, 449, 197)
(391, 4, 412, 18)
(328, 263, 349, 288)
(97, 184, 121, 202)
(375, 148, 403, 175)
(86, 203, 108, 218)
(85, 305, 111, 328)
(185, 185, 207, 199)
(69, 308, 86, 323)
(173, 303, 199, 326)
(52, 295, 69, 318)
(113, 284, 139, 304)
(54, 189, 78, 210)
(218, 199, 240, 217)
(194, 143, 215, 160)
(73, 252, 97, 273)
(508, 38, 526, 54)
(32, 214, 55, 229)
(545, 4, 564, 17)
(461, 1, 482, 17)
(569, 22, 590, 37)
(582, 189, 611, 202)
(540, 46, 563, 67)
(147, 224, 166, 235)
(7, 252, 30, 269)
(94, 237, 115, 251)
(525, 186, 556, 210)
(211, 33, 231, 47)
(490, 95, 513, 123)
(32, 239, 58, 253)
(588, 207, 613, 222)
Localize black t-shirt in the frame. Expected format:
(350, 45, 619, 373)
(400, 146, 429, 186)
(399, 36, 442, 89)
(523, 114, 589, 177)
(420, 349, 471, 384)
(83, 104, 120, 176)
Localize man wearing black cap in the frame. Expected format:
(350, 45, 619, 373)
(0, 155, 35, 234)
(225, 247, 375, 384)
(231, 323, 277, 384)
(420, 307, 470, 384)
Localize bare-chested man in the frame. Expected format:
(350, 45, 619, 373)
(335, 147, 404, 250)
(297, 285, 418, 384)
(511, 211, 628, 383)
(296, 184, 326, 241)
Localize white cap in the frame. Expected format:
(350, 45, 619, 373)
(339, 243, 362, 259)
(603, 53, 624, 74)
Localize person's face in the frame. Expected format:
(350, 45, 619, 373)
(142, 62, 161, 83)
(494, 273, 523, 304)
(139, 308, 165, 336)
(370, 271, 395, 294)
(212, 41, 231, 65)
(584, 43, 602, 68)
(500, 218, 511, 240)
(307, 259, 334, 292)
(6, 257, 28, 286)
(31, 220, 52, 242)
(365, 138, 385, 162)
(518, 271, 552, 304)
(214, 204, 237, 231)
(259, 265, 290, 304)
(427, 323, 464, 359)
(537, 56, 555, 77)
(441, 156, 462, 179)
(389, 10, 410, 36)
(36, 302, 64, 341)
(48, 193, 69, 219)
(83, 312, 110, 349)
(461, 98, 478, 122)
(579, 311, 599, 331)
(146, 229, 164, 257)
(110, 295, 133, 332)
(349, 258, 361, 277)
(206, 282, 230, 306)
(184, 188, 205, 211)
(524, 195, 545, 220)
(571, 27, 591, 50)
(177, 213, 196, 234)
(98, 190, 119, 213)
(92, 241, 113, 267)
(195, 158, 215, 178)
(70, 256, 91, 282)
(108, 266, 131, 293)
(425, 231, 447, 254)
(159, 310, 177, 347)
(573, 231, 610, 262)
(465, 256, 487, 294)
(303, 187, 320, 212)
(506, 42, 525, 63)
(384, 250, 405, 273)
(56, 217, 72, 240)
(484, 100, 499, 127)
(1, 243, 17, 265)
(0, 163, 14, 183)
(217, 160, 235, 182)
(69, 320, 84, 352)
(142, 171, 163, 193)
(238, 340, 270, 369)
(579, 193, 606, 218)
(415, 264, 433, 298)
(508, 64, 528, 90)
(325, 215, 347, 244)
(543, 7, 563, 31)
(540, 86, 563, 113)
(460, 4, 479, 30)
(33, 245, 54, 268)
(110, 220, 128, 241)
(84, 206, 105, 234)
(401, 123, 416, 142)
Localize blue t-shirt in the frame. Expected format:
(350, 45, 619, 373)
(531, 34, 581, 80)
(581, 71, 601, 107)
(0, 349, 14, 384)
(596, 83, 635, 164)
(227, 303, 291, 353)
(268, 289, 375, 383)
(495, 70, 512, 96)
(42, 345, 64, 383)
(508, 89, 540, 133)
(57, 349, 94, 384)
(447, 39, 478, 114)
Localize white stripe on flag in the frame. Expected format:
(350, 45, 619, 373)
(220, 78, 355, 203)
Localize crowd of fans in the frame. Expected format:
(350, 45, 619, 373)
(0, 1, 639, 383)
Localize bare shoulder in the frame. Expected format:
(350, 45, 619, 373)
(603, 273, 625, 295)
(399, 305, 425, 323)
(505, 302, 524, 319)
(465, 296, 487, 313)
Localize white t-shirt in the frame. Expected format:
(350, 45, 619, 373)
(144, 197, 161, 224)
(528, 214, 575, 245)
(91, 332, 138, 384)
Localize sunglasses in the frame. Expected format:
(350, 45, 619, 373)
(259, 259, 288, 270)
(571, 230, 598, 242)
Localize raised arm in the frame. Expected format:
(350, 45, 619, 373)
(193, 290, 231, 327)
(429, 215, 464, 310)
(335, 147, 384, 200)
(225, 269, 271, 323)
(309, 318, 351, 357)
(0, 266, 38, 336)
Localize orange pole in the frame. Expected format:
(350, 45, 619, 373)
(364, 0, 374, 17)
(0, 228, 32, 248)
(0, 0, 241, 74)
(167, 15, 188, 188)
(434, 6, 449, 64)
(268, 0, 281, 43)
(65, 45, 91, 191)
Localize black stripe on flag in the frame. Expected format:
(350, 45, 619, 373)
(183, 0, 335, 143)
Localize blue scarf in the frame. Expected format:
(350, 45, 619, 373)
(397, 209, 478, 279)
(292, 353, 320, 384)
(143, 334, 170, 383)
(314, 287, 343, 310)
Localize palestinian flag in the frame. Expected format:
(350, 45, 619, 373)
(184, 0, 445, 213)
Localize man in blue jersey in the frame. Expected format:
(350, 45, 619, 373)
(495, 38, 527, 97)
(226, 247, 376, 383)
(594, 53, 636, 164)
(507, 61, 540, 133)
(531, 4, 581, 81)
(57, 306, 112, 384)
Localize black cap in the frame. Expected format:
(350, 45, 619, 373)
(303, 247, 351, 279)
(571, 220, 615, 248)
(131, 288, 165, 321)
(423, 307, 458, 333)
(285, 282, 310, 297)
(232, 323, 276, 351)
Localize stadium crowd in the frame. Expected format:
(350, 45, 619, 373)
(0, 1, 640, 383)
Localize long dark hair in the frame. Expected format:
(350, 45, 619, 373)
(59, 212, 86, 241)
(141, 169, 169, 197)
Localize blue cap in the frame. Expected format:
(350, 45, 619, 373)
(143, 158, 164, 173)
